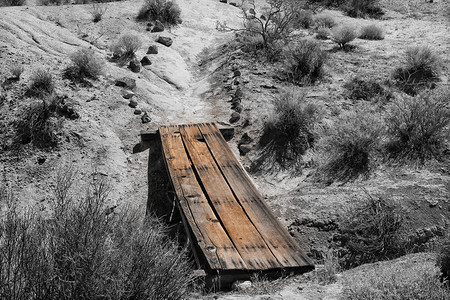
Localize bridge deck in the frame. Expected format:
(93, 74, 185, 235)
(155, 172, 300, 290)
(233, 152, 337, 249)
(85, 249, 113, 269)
(159, 122, 313, 275)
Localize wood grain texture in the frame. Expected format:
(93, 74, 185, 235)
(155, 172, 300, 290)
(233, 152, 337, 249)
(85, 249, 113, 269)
(198, 122, 314, 267)
(160, 126, 247, 270)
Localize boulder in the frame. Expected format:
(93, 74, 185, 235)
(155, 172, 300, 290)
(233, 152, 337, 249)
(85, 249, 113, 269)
(157, 36, 173, 47)
(141, 111, 151, 123)
(129, 59, 141, 73)
(151, 20, 165, 32)
(233, 70, 241, 77)
(129, 99, 138, 108)
(147, 45, 158, 54)
(134, 108, 142, 115)
(230, 112, 240, 123)
(219, 0, 227, 3)
(140, 56, 152, 66)
(122, 90, 135, 99)
(232, 103, 243, 113)
(115, 77, 136, 90)
(239, 144, 252, 156)
(232, 280, 252, 291)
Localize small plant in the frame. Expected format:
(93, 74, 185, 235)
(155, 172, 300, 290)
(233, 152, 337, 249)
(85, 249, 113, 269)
(285, 39, 327, 84)
(28, 68, 54, 98)
(438, 235, 450, 282)
(393, 46, 442, 95)
(315, 26, 330, 40)
(296, 9, 314, 29)
(314, 14, 336, 28)
(252, 90, 319, 173)
(64, 48, 104, 81)
(331, 25, 358, 49)
(10, 65, 24, 79)
(359, 23, 384, 40)
(0, 0, 26, 6)
(385, 89, 450, 163)
(137, 0, 182, 26)
(344, 77, 392, 101)
(317, 110, 382, 183)
(91, 3, 107, 23)
(110, 34, 142, 61)
(338, 193, 404, 268)
(345, 0, 383, 18)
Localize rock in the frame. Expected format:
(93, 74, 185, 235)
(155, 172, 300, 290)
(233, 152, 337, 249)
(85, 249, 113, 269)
(122, 90, 135, 99)
(229, 2, 238, 6)
(141, 111, 151, 123)
(232, 280, 252, 291)
(234, 87, 243, 98)
(239, 133, 253, 145)
(147, 45, 158, 54)
(37, 156, 46, 165)
(230, 112, 240, 123)
(140, 56, 152, 66)
(157, 36, 173, 47)
(175, 17, 182, 24)
(239, 144, 252, 156)
(115, 77, 136, 90)
(129, 59, 141, 73)
(129, 99, 138, 108)
(219, 0, 227, 3)
(427, 199, 439, 207)
(60, 103, 79, 120)
(151, 20, 165, 32)
(134, 108, 142, 115)
(233, 70, 241, 77)
(232, 103, 243, 113)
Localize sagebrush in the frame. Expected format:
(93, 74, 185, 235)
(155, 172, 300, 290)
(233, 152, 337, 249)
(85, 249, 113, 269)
(137, 0, 182, 26)
(331, 25, 358, 49)
(345, 0, 383, 18)
(253, 90, 319, 173)
(28, 68, 54, 98)
(359, 24, 384, 40)
(110, 34, 142, 61)
(344, 77, 392, 102)
(64, 48, 104, 81)
(0, 0, 26, 6)
(314, 14, 336, 28)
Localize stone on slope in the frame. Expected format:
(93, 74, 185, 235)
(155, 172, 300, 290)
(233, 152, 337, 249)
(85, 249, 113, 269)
(157, 36, 173, 47)
(129, 59, 141, 73)
(140, 56, 152, 66)
(129, 98, 138, 108)
(115, 77, 136, 90)
(151, 20, 165, 32)
(147, 45, 158, 54)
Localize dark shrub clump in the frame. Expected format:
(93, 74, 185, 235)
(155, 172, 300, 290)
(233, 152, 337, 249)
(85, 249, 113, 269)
(345, 0, 384, 18)
(137, 0, 182, 26)
(28, 68, 54, 98)
(359, 24, 384, 40)
(252, 90, 319, 173)
(331, 25, 358, 49)
(344, 77, 393, 102)
(64, 48, 104, 82)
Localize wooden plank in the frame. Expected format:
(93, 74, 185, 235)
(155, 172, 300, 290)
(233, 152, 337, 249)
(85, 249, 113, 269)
(141, 126, 235, 142)
(159, 126, 248, 270)
(179, 124, 281, 270)
(198, 122, 314, 268)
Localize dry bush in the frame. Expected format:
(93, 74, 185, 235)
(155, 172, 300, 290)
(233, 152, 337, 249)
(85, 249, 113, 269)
(91, 3, 107, 22)
(313, 14, 336, 28)
(385, 89, 450, 163)
(438, 235, 450, 282)
(317, 110, 382, 183)
(344, 77, 392, 102)
(393, 46, 442, 95)
(28, 68, 54, 98)
(15, 97, 62, 148)
(296, 9, 314, 29)
(64, 48, 104, 82)
(338, 193, 404, 268)
(110, 34, 142, 61)
(252, 90, 319, 173)
(342, 262, 450, 299)
(315, 26, 330, 39)
(285, 39, 327, 84)
(331, 25, 358, 49)
(137, 0, 182, 26)
(359, 23, 384, 40)
(344, 0, 383, 18)
(0, 169, 194, 300)
(0, 0, 26, 6)
(10, 65, 24, 79)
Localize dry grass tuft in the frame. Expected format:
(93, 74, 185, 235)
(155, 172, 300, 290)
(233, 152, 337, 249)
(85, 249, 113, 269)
(137, 0, 182, 26)
(359, 24, 384, 40)
(28, 68, 54, 98)
(331, 25, 358, 49)
(64, 48, 104, 82)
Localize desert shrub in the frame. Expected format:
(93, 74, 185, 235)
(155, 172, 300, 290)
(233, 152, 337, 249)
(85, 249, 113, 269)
(342, 262, 450, 299)
(314, 14, 336, 28)
(317, 110, 382, 183)
(15, 97, 62, 148)
(438, 235, 450, 282)
(295, 9, 314, 29)
(0, 0, 26, 6)
(338, 194, 404, 268)
(10, 65, 24, 79)
(344, 77, 392, 101)
(64, 48, 104, 82)
(91, 3, 107, 22)
(239, 0, 304, 54)
(28, 68, 54, 98)
(393, 46, 442, 95)
(315, 26, 330, 39)
(0, 169, 194, 300)
(331, 25, 358, 49)
(344, 0, 383, 18)
(285, 39, 327, 84)
(385, 89, 450, 163)
(252, 90, 319, 173)
(137, 0, 182, 26)
(359, 23, 384, 40)
(110, 34, 142, 61)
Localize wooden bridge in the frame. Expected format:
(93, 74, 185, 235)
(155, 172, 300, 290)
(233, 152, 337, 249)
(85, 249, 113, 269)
(144, 122, 313, 287)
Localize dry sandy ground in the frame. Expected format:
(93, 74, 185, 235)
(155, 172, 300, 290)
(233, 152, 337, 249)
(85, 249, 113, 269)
(1, 0, 450, 298)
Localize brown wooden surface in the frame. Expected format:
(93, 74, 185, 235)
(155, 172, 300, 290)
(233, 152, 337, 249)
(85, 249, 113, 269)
(159, 122, 313, 272)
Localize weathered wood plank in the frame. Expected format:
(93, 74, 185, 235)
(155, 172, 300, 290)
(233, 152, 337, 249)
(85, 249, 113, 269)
(180, 124, 281, 270)
(198, 122, 313, 268)
(160, 126, 247, 270)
